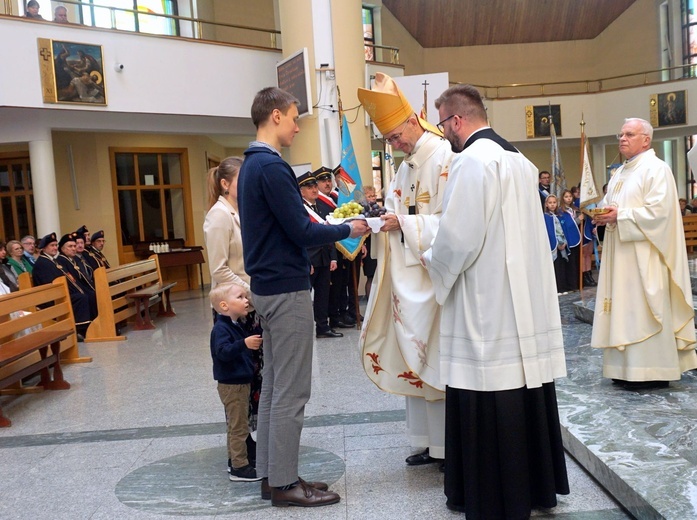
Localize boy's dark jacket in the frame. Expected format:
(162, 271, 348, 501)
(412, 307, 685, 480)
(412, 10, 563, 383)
(210, 314, 254, 384)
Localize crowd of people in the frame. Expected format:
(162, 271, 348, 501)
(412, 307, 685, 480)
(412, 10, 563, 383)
(23, 1, 70, 24)
(5, 64, 693, 516)
(199, 80, 569, 515)
(199, 79, 697, 519)
(540, 175, 601, 294)
(0, 226, 110, 340)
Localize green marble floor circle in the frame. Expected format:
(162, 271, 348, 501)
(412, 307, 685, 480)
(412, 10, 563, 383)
(115, 445, 345, 515)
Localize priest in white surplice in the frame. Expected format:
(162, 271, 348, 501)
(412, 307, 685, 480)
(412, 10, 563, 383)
(422, 84, 569, 516)
(357, 73, 454, 466)
(592, 118, 697, 389)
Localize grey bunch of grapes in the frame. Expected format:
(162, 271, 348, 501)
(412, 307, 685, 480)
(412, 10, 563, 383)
(362, 202, 387, 217)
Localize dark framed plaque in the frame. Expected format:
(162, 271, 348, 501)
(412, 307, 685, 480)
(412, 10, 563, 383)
(650, 91, 687, 127)
(38, 38, 106, 105)
(525, 104, 562, 138)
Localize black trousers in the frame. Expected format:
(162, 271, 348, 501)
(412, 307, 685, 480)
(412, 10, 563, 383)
(563, 246, 580, 291)
(310, 264, 331, 333)
(339, 258, 359, 320)
(328, 266, 342, 324)
(328, 258, 358, 323)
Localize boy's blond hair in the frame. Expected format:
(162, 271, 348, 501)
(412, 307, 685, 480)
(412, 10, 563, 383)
(363, 185, 376, 195)
(209, 282, 246, 313)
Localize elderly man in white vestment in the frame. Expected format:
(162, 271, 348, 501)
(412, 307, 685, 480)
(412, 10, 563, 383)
(592, 118, 697, 389)
(422, 84, 569, 517)
(357, 73, 454, 467)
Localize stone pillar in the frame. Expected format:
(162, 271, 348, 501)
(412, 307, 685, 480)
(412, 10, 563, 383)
(277, 0, 371, 178)
(29, 137, 61, 236)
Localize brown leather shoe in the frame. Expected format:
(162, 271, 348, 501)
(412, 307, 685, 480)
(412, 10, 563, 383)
(261, 477, 329, 500)
(271, 480, 340, 507)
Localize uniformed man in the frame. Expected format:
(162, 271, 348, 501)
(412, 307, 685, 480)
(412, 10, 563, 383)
(57, 233, 97, 339)
(86, 229, 111, 269)
(298, 172, 342, 339)
(32, 232, 62, 287)
(74, 229, 95, 284)
(314, 167, 351, 330)
(33, 232, 95, 340)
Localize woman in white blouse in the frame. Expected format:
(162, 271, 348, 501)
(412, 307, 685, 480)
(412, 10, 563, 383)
(204, 157, 249, 296)
(203, 156, 262, 471)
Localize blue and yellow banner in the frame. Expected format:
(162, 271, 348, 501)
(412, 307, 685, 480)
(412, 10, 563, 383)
(335, 114, 367, 260)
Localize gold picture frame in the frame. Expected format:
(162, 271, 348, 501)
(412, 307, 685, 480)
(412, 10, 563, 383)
(525, 104, 562, 138)
(38, 38, 107, 105)
(649, 91, 686, 127)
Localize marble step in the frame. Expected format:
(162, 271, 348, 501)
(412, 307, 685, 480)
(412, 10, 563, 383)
(557, 364, 697, 518)
(560, 292, 697, 519)
(574, 294, 697, 325)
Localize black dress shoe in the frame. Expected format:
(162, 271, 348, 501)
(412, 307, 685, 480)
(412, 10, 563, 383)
(271, 480, 340, 507)
(331, 320, 354, 329)
(583, 272, 597, 287)
(340, 315, 357, 326)
(622, 380, 670, 390)
(261, 477, 328, 500)
(446, 500, 466, 513)
(405, 448, 439, 466)
(316, 330, 343, 338)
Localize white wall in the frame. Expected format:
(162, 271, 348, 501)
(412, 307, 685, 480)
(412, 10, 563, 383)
(0, 17, 280, 119)
(489, 79, 697, 145)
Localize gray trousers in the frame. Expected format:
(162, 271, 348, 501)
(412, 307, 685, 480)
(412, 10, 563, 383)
(252, 290, 314, 487)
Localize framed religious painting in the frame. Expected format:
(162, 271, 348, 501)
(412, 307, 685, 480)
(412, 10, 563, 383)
(649, 91, 687, 127)
(525, 104, 562, 138)
(38, 38, 107, 105)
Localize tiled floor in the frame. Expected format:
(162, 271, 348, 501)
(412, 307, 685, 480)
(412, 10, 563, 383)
(0, 290, 633, 519)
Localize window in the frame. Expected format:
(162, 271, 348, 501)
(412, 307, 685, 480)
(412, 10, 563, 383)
(363, 7, 375, 61)
(0, 155, 36, 241)
(371, 151, 384, 200)
(682, 0, 697, 76)
(80, 0, 178, 36)
(111, 148, 192, 253)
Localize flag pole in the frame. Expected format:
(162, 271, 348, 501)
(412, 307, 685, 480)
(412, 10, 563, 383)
(336, 87, 362, 330)
(337, 86, 343, 136)
(579, 115, 586, 298)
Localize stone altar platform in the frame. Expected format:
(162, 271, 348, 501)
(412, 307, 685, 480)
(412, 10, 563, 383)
(559, 284, 697, 519)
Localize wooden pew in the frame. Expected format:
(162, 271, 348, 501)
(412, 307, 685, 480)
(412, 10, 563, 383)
(9, 272, 92, 369)
(683, 214, 697, 253)
(85, 255, 177, 342)
(0, 278, 75, 427)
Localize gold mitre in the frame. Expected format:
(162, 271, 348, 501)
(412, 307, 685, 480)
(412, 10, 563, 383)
(357, 72, 442, 137)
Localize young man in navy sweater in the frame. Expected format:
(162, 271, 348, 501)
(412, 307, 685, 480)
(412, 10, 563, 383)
(237, 87, 369, 508)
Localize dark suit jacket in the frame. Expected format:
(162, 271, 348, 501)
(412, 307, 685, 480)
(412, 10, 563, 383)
(306, 199, 338, 267)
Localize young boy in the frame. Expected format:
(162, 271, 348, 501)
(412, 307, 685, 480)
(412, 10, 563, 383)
(209, 282, 263, 482)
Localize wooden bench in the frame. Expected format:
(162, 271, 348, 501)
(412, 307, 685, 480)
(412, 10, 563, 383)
(9, 273, 92, 371)
(684, 214, 697, 253)
(85, 255, 177, 341)
(0, 278, 75, 427)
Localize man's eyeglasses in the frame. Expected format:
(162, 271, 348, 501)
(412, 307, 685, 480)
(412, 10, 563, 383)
(616, 132, 647, 140)
(381, 120, 410, 145)
(437, 114, 459, 132)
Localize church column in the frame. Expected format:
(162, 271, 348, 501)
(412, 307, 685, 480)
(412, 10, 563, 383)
(29, 137, 61, 236)
(277, 0, 371, 178)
